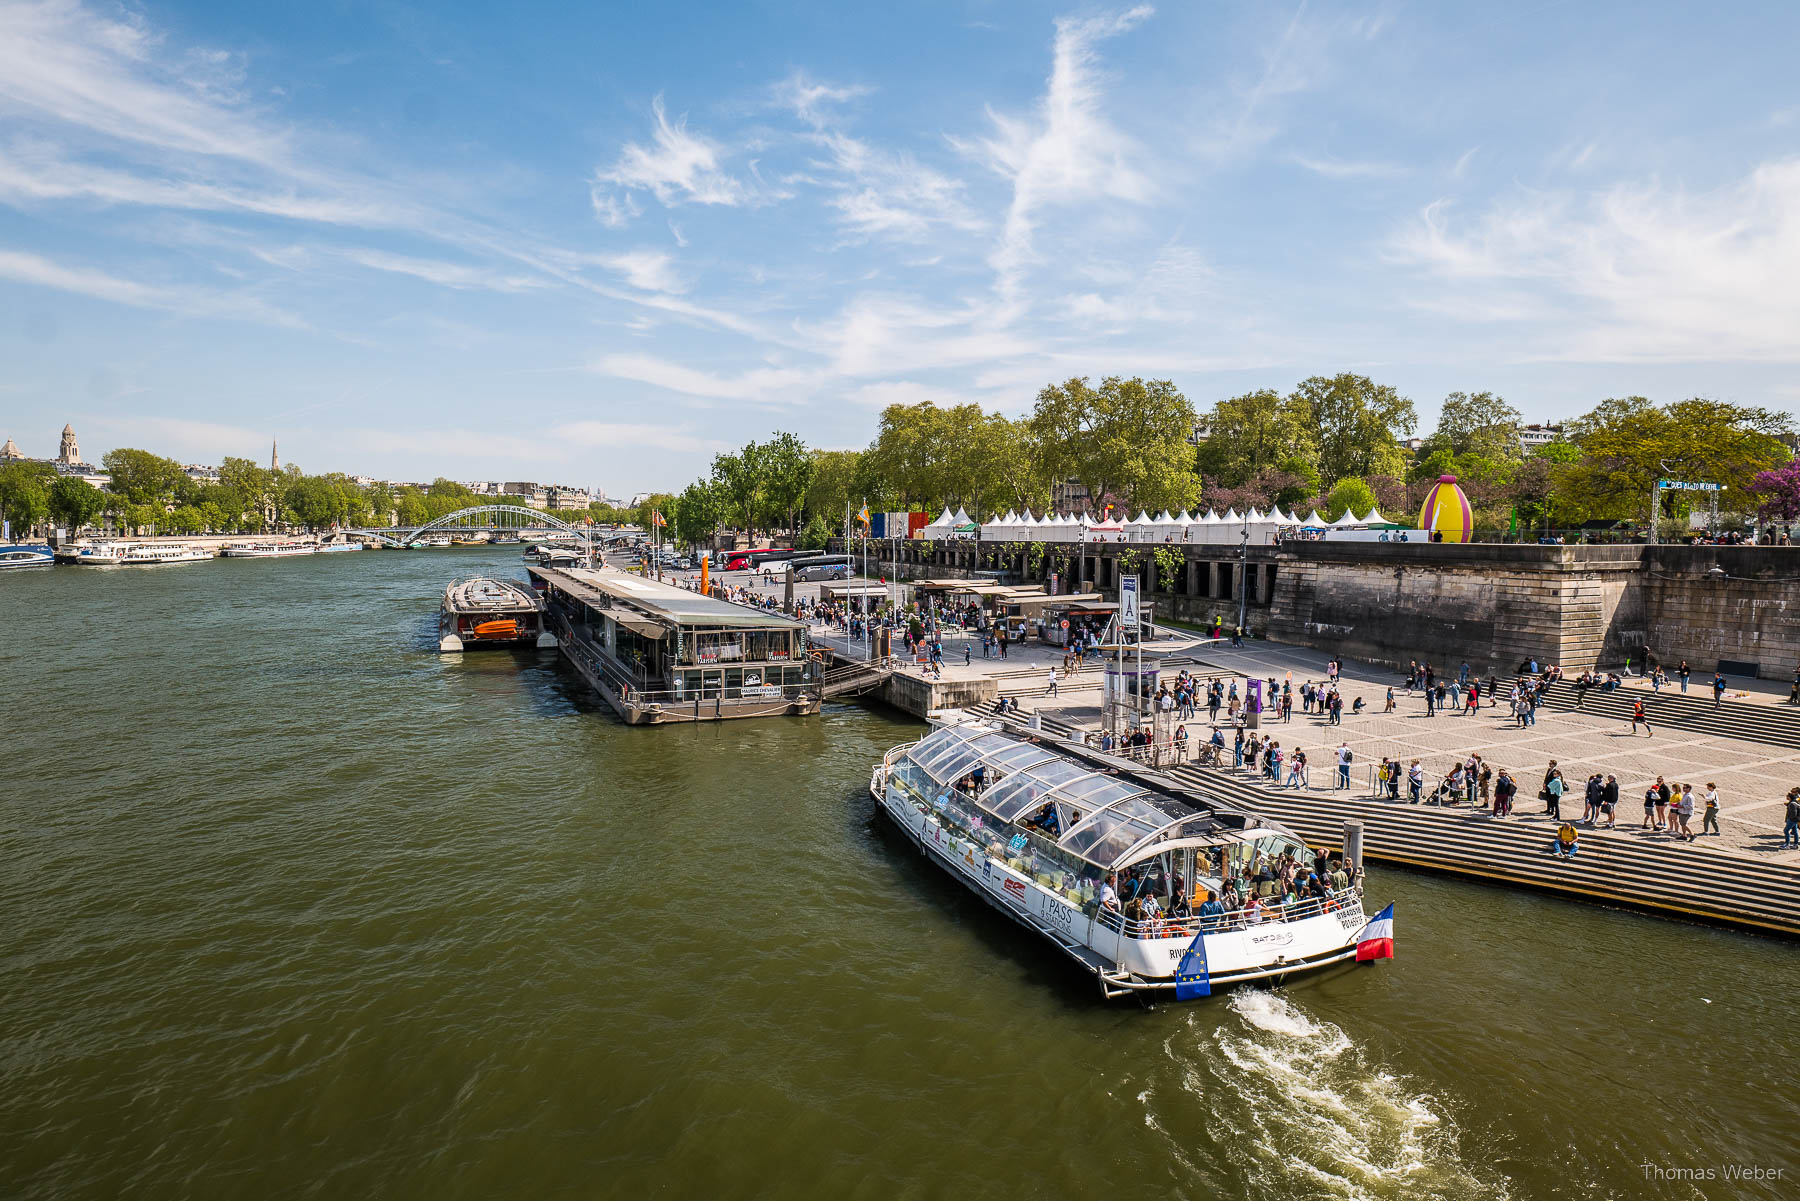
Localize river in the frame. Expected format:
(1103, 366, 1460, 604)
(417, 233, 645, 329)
(2, 546, 1793, 1200)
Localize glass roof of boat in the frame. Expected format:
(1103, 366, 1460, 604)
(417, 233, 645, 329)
(904, 721, 1251, 869)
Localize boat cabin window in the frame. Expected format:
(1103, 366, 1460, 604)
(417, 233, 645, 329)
(1059, 794, 1172, 865)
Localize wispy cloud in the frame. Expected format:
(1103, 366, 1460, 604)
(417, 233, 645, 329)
(591, 94, 748, 221)
(1393, 159, 1800, 361)
(1291, 153, 1405, 179)
(957, 5, 1156, 297)
(0, 246, 302, 325)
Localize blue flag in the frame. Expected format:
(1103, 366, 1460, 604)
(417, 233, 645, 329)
(1173, 929, 1210, 1000)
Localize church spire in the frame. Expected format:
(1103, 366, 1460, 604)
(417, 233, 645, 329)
(271, 439, 279, 472)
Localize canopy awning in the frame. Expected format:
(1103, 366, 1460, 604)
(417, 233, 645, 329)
(612, 614, 668, 639)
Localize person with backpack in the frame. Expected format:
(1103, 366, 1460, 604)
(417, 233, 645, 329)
(1336, 742, 1353, 789)
(1493, 768, 1516, 817)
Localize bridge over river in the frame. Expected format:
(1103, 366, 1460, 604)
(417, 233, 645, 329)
(341, 504, 638, 549)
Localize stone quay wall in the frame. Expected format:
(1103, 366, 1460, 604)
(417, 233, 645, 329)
(1267, 542, 1800, 680)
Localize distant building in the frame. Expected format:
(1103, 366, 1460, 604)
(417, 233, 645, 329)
(60, 423, 85, 466)
(1402, 436, 1425, 453)
(1, 437, 19, 460)
(183, 463, 221, 483)
(546, 486, 591, 512)
(1517, 423, 1564, 451)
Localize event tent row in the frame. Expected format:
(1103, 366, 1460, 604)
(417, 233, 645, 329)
(907, 506, 1407, 544)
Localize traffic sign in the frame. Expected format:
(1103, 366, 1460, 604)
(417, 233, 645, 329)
(1060, 619, 1070, 630)
(1657, 479, 1721, 492)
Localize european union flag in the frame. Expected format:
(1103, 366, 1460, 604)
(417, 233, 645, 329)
(1173, 929, 1210, 1000)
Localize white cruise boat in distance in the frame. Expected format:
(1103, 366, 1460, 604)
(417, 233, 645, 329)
(872, 716, 1387, 999)
(220, 542, 318, 558)
(56, 540, 134, 566)
(119, 543, 215, 565)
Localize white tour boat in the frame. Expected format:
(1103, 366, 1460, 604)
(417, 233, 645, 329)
(315, 541, 362, 553)
(119, 543, 215, 565)
(871, 716, 1391, 999)
(220, 542, 318, 558)
(57, 541, 133, 566)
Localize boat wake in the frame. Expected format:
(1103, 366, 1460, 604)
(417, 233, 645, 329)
(1148, 991, 1505, 1201)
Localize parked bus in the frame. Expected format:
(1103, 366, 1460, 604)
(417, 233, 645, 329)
(787, 554, 851, 581)
(718, 547, 800, 572)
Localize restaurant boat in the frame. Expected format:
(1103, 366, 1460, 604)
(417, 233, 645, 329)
(438, 576, 555, 652)
(220, 542, 318, 558)
(529, 564, 819, 723)
(119, 543, 215, 565)
(0, 544, 55, 570)
(871, 716, 1385, 999)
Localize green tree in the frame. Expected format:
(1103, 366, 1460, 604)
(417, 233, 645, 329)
(48, 476, 106, 532)
(1323, 477, 1378, 521)
(101, 448, 185, 506)
(1291, 374, 1416, 484)
(1031, 376, 1201, 512)
(1424, 391, 1522, 461)
(1195, 389, 1318, 489)
(0, 460, 54, 538)
(711, 442, 766, 539)
(978, 414, 1049, 516)
(1560, 397, 1791, 522)
(804, 449, 863, 524)
(674, 479, 725, 547)
(759, 432, 814, 536)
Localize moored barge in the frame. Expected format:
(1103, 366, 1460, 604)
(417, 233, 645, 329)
(438, 576, 554, 652)
(528, 565, 819, 723)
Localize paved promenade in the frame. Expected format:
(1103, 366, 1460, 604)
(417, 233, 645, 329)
(1010, 639, 1800, 865)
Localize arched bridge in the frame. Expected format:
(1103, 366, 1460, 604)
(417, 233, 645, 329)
(342, 505, 624, 548)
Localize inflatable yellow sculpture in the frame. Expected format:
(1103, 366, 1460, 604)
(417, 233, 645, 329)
(1419, 474, 1473, 543)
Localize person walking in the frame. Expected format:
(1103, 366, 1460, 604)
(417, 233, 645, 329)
(1285, 750, 1306, 788)
(1464, 682, 1479, 714)
(1383, 687, 1396, 714)
(1712, 672, 1727, 708)
(1045, 666, 1059, 697)
(1678, 660, 1690, 693)
(1701, 783, 1721, 837)
(1425, 683, 1437, 717)
(1631, 698, 1651, 737)
(1408, 759, 1424, 803)
(1493, 768, 1516, 817)
(1784, 788, 1800, 849)
(1336, 742, 1353, 789)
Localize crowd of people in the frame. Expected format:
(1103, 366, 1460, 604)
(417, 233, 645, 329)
(1099, 845, 1362, 937)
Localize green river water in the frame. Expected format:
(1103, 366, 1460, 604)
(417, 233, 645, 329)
(2, 546, 1794, 1200)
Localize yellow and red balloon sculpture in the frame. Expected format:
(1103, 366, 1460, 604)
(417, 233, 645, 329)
(1418, 474, 1473, 543)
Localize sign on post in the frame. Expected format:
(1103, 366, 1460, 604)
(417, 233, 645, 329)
(1120, 574, 1139, 631)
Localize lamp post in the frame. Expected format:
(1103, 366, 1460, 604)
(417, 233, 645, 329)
(1236, 508, 1250, 636)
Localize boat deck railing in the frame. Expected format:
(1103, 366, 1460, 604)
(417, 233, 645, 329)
(1102, 892, 1363, 941)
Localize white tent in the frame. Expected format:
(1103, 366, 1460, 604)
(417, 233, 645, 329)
(1223, 508, 1240, 523)
(1302, 510, 1327, 528)
(1329, 509, 1361, 528)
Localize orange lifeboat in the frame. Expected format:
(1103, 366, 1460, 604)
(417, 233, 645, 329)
(473, 619, 520, 639)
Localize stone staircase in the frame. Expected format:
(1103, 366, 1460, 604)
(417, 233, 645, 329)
(1536, 680, 1800, 747)
(1159, 763, 1800, 938)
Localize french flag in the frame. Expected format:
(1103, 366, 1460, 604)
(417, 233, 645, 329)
(1355, 904, 1395, 963)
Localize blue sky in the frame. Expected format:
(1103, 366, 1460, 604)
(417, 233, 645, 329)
(2, 0, 1797, 493)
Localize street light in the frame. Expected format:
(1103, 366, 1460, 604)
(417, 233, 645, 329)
(1236, 508, 1250, 636)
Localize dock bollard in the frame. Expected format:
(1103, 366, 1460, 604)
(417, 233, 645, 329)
(1029, 710, 1043, 732)
(1343, 820, 1364, 877)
